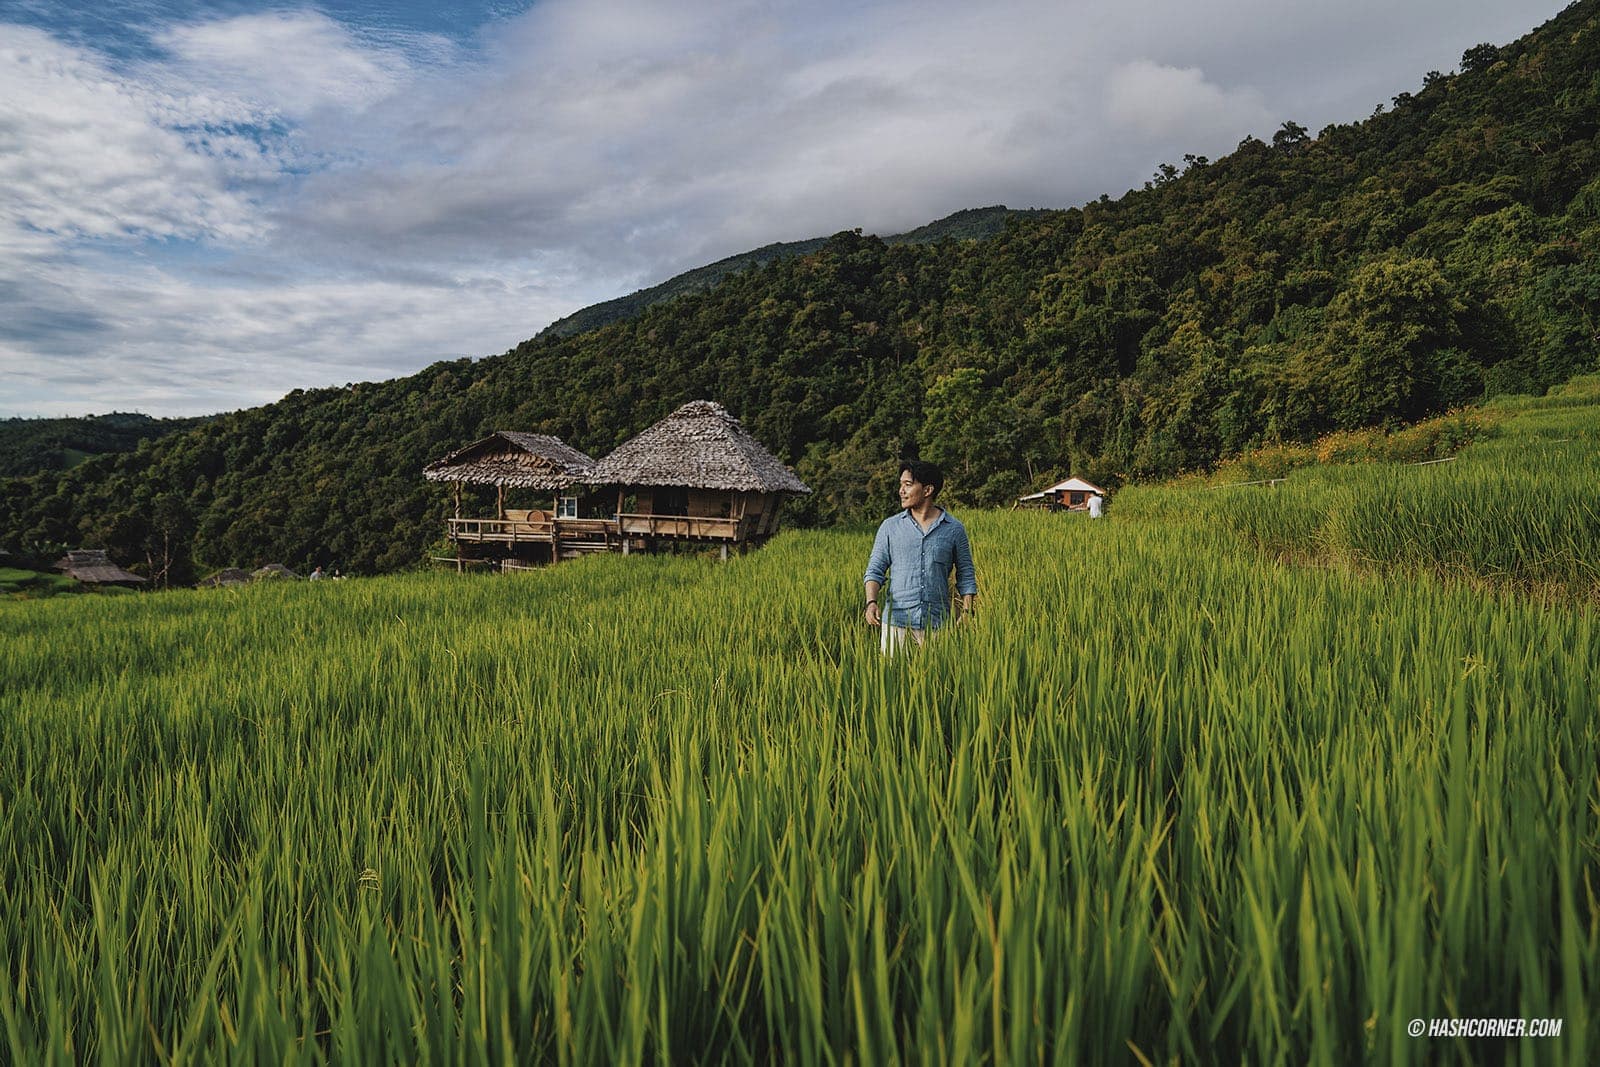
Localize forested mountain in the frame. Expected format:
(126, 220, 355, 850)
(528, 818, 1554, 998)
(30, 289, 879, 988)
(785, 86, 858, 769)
(3, 1, 1597, 583)
(537, 206, 1039, 338)
(0, 413, 209, 478)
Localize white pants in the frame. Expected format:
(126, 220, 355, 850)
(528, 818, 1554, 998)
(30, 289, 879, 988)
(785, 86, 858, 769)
(880, 624, 928, 656)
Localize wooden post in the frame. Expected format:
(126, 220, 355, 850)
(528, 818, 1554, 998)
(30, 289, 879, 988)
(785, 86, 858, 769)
(496, 484, 505, 519)
(452, 481, 463, 574)
(616, 488, 627, 556)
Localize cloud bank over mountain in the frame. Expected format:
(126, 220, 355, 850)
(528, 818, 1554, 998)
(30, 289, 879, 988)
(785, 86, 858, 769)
(0, 0, 1561, 416)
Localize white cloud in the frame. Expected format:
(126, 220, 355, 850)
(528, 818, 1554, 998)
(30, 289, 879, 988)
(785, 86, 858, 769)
(277, 0, 1111, 272)
(1106, 60, 1273, 140)
(0, 252, 582, 416)
(0, 26, 261, 242)
(154, 10, 443, 119)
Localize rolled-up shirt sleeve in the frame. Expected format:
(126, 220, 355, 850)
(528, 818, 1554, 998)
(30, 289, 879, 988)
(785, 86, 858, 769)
(864, 521, 891, 586)
(953, 524, 977, 596)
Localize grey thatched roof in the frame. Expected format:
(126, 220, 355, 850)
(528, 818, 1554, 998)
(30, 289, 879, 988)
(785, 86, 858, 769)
(54, 549, 147, 584)
(198, 567, 254, 588)
(588, 401, 810, 494)
(424, 431, 596, 490)
(253, 563, 300, 580)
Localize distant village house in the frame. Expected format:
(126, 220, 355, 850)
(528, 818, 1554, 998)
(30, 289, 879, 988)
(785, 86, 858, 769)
(1017, 477, 1106, 511)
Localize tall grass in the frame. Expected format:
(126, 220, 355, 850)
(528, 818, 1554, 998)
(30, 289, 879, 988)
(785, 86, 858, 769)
(1, 503, 1595, 1062)
(1120, 375, 1600, 597)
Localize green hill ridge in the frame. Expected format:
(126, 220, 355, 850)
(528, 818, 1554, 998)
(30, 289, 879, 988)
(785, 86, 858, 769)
(537, 206, 1040, 339)
(0, 413, 208, 478)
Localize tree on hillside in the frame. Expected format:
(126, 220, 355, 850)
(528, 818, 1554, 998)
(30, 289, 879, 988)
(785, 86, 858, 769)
(1294, 255, 1466, 429)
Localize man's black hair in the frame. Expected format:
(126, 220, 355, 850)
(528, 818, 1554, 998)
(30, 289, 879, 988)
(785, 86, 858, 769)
(900, 459, 944, 498)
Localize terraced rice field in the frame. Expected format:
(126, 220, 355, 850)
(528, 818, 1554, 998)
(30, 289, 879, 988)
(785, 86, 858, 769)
(1, 384, 1596, 1063)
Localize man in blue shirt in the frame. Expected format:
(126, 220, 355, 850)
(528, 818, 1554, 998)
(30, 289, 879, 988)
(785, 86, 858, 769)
(864, 460, 978, 650)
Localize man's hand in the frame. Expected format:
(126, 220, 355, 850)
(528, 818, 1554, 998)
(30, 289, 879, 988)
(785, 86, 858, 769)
(864, 580, 883, 627)
(955, 594, 976, 624)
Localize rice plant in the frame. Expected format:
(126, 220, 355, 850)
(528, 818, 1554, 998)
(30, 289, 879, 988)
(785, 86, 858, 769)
(1120, 374, 1600, 598)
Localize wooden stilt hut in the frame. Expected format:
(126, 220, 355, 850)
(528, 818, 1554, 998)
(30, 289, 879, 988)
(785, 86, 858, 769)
(423, 432, 608, 569)
(587, 400, 810, 557)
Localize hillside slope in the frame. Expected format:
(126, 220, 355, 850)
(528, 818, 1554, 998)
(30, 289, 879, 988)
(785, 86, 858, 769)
(537, 206, 1036, 339)
(2, 1, 1597, 581)
(0, 413, 209, 477)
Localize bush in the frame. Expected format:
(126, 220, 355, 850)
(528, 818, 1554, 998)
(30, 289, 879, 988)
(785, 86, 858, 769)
(0, 568, 82, 599)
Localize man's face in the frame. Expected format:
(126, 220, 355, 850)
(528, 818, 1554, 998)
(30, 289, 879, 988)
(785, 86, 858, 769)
(898, 472, 933, 509)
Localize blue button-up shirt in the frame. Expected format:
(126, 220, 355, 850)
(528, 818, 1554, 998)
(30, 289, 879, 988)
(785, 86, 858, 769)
(864, 508, 978, 630)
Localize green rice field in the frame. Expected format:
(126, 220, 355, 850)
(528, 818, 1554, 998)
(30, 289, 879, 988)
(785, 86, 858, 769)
(1, 386, 1596, 1063)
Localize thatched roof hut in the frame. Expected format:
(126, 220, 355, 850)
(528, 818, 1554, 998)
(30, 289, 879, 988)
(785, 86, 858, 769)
(424, 432, 596, 489)
(588, 401, 809, 494)
(253, 563, 300, 580)
(54, 549, 147, 585)
(198, 567, 254, 588)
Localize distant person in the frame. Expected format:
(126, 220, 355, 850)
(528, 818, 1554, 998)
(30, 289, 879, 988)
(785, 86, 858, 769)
(310, 565, 325, 580)
(864, 460, 978, 653)
(1087, 491, 1104, 519)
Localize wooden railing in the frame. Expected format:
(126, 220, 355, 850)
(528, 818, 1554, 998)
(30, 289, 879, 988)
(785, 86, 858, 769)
(448, 517, 554, 542)
(450, 514, 766, 545)
(617, 513, 752, 541)
(553, 518, 619, 540)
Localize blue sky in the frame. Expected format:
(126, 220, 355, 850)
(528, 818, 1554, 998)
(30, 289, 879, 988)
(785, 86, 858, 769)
(0, 0, 1568, 417)
(3, 1, 528, 56)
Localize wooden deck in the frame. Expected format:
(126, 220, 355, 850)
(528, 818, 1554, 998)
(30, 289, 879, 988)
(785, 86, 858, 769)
(449, 514, 769, 545)
(616, 513, 756, 541)
(447, 517, 619, 543)
(444, 507, 783, 570)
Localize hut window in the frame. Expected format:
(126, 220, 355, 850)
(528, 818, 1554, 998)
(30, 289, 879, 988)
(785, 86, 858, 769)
(557, 496, 578, 519)
(654, 487, 688, 516)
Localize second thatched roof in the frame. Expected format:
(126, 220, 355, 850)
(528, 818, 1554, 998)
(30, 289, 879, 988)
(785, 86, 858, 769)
(198, 567, 254, 588)
(55, 549, 147, 584)
(424, 432, 597, 490)
(588, 401, 810, 494)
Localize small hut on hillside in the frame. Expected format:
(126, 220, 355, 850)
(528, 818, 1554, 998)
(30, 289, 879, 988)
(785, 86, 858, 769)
(587, 400, 809, 555)
(55, 549, 147, 586)
(424, 431, 611, 567)
(1017, 477, 1106, 511)
(199, 567, 254, 588)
